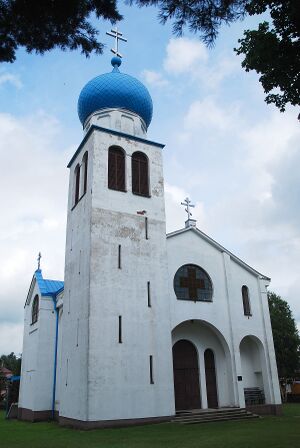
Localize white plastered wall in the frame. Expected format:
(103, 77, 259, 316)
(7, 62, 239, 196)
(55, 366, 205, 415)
(60, 127, 175, 422)
(167, 228, 281, 408)
(19, 281, 56, 412)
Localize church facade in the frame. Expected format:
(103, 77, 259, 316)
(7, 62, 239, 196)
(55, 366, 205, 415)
(18, 53, 282, 428)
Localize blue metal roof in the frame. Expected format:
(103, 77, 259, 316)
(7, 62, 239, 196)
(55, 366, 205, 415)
(35, 270, 64, 297)
(78, 57, 153, 129)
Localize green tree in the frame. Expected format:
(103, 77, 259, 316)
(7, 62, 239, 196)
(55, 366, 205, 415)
(235, 1, 300, 112)
(0, 352, 21, 376)
(268, 292, 300, 378)
(1, 1, 299, 114)
(0, 0, 121, 63)
(134, 1, 300, 114)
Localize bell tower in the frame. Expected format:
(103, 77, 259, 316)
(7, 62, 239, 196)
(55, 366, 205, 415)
(59, 51, 175, 426)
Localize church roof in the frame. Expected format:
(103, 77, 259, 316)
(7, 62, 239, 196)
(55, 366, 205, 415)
(167, 226, 270, 281)
(78, 57, 153, 129)
(34, 270, 64, 297)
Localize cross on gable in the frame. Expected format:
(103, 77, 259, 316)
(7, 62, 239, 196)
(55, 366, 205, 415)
(180, 267, 205, 299)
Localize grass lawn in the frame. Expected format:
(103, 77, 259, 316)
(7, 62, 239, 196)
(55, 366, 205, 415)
(1, 404, 300, 448)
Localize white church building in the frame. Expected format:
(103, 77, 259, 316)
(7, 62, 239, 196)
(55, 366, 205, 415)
(18, 47, 282, 427)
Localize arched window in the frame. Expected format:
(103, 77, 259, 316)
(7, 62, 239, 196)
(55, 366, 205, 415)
(132, 151, 149, 197)
(82, 152, 88, 195)
(31, 295, 39, 324)
(108, 146, 125, 191)
(174, 264, 213, 302)
(242, 285, 251, 316)
(74, 164, 81, 205)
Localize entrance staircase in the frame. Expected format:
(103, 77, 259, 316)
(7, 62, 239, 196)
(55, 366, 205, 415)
(172, 407, 260, 425)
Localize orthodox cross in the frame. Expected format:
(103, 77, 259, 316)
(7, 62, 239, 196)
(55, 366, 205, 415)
(37, 252, 42, 270)
(106, 27, 127, 58)
(180, 267, 205, 299)
(181, 197, 195, 220)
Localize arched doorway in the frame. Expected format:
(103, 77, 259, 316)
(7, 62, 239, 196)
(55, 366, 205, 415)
(239, 335, 270, 405)
(204, 349, 218, 408)
(172, 340, 201, 410)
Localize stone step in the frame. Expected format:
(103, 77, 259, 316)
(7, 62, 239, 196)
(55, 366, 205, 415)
(173, 412, 252, 422)
(172, 408, 260, 424)
(176, 414, 259, 425)
(174, 408, 248, 419)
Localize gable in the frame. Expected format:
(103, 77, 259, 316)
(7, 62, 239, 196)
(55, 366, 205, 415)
(167, 227, 270, 280)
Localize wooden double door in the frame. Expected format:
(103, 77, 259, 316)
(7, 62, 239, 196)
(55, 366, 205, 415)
(172, 340, 218, 410)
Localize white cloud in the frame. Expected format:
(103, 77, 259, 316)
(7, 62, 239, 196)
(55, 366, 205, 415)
(183, 97, 240, 132)
(165, 92, 300, 329)
(164, 37, 208, 74)
(142, 70, 168, 87)
(0, 323, 24, 355)
(203, 55, 241, 89)
(165, 183, 207, 233)
(0, 72, 22, 89)
(0, 111, 74, 354)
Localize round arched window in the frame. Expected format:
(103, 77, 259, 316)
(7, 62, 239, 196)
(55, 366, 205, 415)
(174, 264, 213, 302)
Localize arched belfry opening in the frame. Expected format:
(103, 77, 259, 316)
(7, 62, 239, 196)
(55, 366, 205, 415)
(132, 151, 149, 197)
(172, 340, 201, 410)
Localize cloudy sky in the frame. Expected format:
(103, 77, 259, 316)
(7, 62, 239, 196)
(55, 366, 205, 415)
(0, 3, 299, 355)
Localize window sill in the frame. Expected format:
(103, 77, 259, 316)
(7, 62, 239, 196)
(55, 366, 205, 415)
(108, 187, 127, 193)
(176, 297, 213, 303)
(71, 191, 86, 211)
(132, 192, 151, 198)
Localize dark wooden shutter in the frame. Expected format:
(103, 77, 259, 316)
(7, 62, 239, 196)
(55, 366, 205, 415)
(75, 165, 80, 204)
(116, 150, 125, 190)
(132, 152, 149, 196)
(242, 286, 251, 316)
(32, 295, 39, 324)
(108, 147, 125, 191)
(204, 349, 218, 408)
(132, 155, 139, 194)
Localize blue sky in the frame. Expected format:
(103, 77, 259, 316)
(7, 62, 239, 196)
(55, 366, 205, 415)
(0, 2, 299, 354)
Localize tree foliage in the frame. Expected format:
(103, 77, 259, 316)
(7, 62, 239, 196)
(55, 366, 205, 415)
(235, 1, 300, 112)
(0, 0, 121, 63)
(134, 1, 300, 113)
(0, 1, 299, 113)
(0, 352, 21, 375)
(268, 292, 300, 378)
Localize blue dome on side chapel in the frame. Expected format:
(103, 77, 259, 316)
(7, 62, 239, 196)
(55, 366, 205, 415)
(78, 57, 153, 128)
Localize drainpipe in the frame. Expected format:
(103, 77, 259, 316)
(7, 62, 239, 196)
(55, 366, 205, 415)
(51, 294, 59, 420)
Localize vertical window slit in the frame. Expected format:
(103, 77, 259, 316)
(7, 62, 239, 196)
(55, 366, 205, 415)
(147, 281, 151, 308)
(76, 318, 79, 347)
(150, 355, 154, 384)
(118, 316, 122, 343)
(118, 244, 121, 269)
(145, 217, 148, 240)
(68, 289, 71, 315)
(66, 358, 69, 387)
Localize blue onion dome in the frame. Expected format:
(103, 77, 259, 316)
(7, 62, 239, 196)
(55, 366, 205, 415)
(78, 57, 153, 129)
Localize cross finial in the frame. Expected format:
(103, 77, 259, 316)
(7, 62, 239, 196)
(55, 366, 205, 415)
(181, 197, 195, 221)
(37, 252, 42, 270)
(106, 27, 127, 58)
